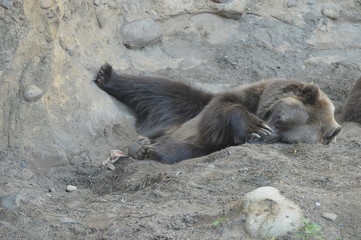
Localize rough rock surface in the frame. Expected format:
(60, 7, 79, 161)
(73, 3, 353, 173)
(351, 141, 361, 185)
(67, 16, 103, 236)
(241, 186, 303, 238)
(1, 0, 361, 239)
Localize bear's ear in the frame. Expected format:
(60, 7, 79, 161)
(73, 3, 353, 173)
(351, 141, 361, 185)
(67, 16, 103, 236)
(301, 83, 320, 104)
(283, 82, 320, 104)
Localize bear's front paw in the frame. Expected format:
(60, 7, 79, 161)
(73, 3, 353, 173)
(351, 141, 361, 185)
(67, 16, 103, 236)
(248, 117, 274, 141)
(128, 136, 151, 160)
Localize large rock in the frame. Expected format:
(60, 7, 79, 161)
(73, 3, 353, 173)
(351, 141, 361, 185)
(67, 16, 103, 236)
(122, 19, 162, 49)
(241, 186, 303, 238)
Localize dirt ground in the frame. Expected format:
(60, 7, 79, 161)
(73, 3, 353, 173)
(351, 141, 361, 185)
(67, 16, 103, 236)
(1, 121, 361, 240)
(1, 1, 361, 239)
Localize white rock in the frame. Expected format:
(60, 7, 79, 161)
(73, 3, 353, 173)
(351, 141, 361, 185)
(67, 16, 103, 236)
(93, 0, 100, 6)
(241, 186, 303, 238)
(122, 19, 162, 49)
(40, 0, 52, 9)
(24, 85, 44, 102)
(321, 4, 340, 20)
(322, 212, 337, 221)
(66, 185, 77, 192)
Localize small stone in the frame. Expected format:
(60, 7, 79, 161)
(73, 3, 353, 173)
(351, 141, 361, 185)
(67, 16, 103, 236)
(93, 0, 100, 6)
(24, 85, 44, 102)
(122, 19, 162, 49)
(0, 194, 23, 211)
(212, 0, 229, 2)
(287, 0, 298, 8)
(20, 162, 28, 169)
(40, 0, 52, 9)
(213, 0, 249, 20)
(0, 0, 13, 9)
(49, 187, 56, 193)
(66, 185, 77, 192)
(315, 202, 321, 207)
(321, 4, 340, 20)
(322, 212, 337, 221)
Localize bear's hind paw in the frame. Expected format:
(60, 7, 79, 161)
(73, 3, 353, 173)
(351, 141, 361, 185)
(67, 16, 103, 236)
(95, 63, 113, 87)
(128, 136, 151, 160)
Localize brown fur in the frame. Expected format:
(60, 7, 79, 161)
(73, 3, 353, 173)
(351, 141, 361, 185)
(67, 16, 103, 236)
(95, 64, 342, 164)
(342, 76, 361, 124)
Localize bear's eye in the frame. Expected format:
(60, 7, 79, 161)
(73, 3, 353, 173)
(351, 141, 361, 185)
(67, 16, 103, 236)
(323, 126, 342, 145)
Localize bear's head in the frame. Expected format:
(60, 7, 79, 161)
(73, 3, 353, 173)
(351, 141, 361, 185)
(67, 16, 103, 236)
(259, 81, 342, 145)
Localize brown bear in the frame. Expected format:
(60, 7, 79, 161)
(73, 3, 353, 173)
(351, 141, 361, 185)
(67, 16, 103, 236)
(95, 64, 342, 164)
(342, 76, 361, 124)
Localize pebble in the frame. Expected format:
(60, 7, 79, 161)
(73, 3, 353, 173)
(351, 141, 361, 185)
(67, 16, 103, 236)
(321, 4, 340, 20)
(0, 194, 23, 211)
(66, 185, 77, 192)
(24, 85, 44, 102)
(322, 212, 338, 221)
(93, 0, 100, 6)
(40, 0, 52, 9)
(315, 202, 321, 207)
(20, 162, 28, 169)
(212, 0, 229, 2)
(0, 0, 13, 9)
(122, 19, 162, 49)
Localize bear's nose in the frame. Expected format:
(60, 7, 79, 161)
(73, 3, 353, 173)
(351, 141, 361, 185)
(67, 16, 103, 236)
(323, 126, 342, 145)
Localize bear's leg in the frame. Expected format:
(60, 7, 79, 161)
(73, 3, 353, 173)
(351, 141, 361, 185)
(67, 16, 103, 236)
(127, 136, 211, 164)
(147, 140, 212, 164)
(95, 64, 213, 136)
(198, 93, 273, 147)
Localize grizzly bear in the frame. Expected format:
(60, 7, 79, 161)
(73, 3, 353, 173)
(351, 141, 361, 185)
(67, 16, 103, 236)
(95, 64, 342, 164)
